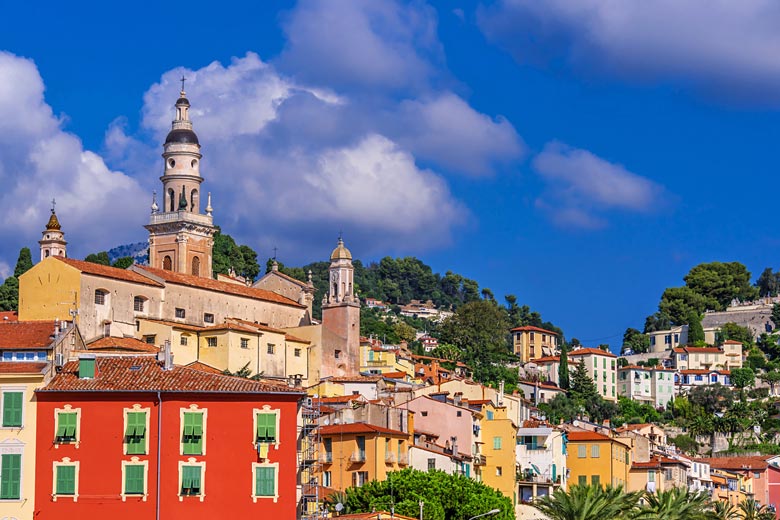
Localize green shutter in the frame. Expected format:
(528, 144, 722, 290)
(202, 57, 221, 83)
(256, 466, 275, 497)
(257, 413, 276, 443)
(56, 412, 77, 441)
(181, 466, 201, 495)
(0, 454, 21, 499)
(126, 412, 147, 454)
(2, 392, 23, 427)
(56, 465, 76, 495)
(578, 475, 587, 486)
(591, 475, 600, 486)
(182, 413, 203, 455)
(125, 465, 145, 494)
(183, 413, 194, 436)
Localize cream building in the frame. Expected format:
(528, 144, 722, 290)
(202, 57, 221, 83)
(568, 347, 618, 401)
(617, 365, 676, 408)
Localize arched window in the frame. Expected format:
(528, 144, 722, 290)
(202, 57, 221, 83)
(163, 256, 173, 271)
(192, 256, 200, 277)
(94, 289, 108, 305)
(190, 189, 199, 212)
(44, 249, 50, 257)
(133, 296, 147, 313)
(168, 188, 175, 212)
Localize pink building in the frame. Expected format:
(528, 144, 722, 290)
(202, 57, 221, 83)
(404, 395, 476, 458)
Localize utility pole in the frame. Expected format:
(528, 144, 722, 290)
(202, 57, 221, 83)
(419, 500, 424, 520)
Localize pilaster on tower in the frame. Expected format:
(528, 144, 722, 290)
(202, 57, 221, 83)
(145, 88, 216, 278)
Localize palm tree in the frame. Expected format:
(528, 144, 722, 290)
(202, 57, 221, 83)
(532, 483, 643, 520)
(634, 487, 711, 520)
(708, 500, 740, 520)
(738, 498, 775, 520)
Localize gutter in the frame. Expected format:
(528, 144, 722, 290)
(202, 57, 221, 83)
(156, 390, 162, 520)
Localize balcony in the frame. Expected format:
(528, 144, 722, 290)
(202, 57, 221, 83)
(473, 454, 486, 466)
(398, 454, 409, 466)
(385, 452, 396, 464)
(148, 210, 213, 227)
(318, 453, 333, 464)
(350, 451, 366, 464)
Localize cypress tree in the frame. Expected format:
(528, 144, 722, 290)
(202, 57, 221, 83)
(558, 344, 570, 390)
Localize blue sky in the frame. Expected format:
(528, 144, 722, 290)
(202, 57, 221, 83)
(2, 0, 780, 347)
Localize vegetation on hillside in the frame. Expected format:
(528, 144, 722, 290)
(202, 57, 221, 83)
(0, 248, 33, 311)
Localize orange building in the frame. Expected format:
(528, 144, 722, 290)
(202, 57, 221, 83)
(566, 430, 631, 489)
(510, 326, 559, 363)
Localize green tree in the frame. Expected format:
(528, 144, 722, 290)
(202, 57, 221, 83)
(622, 327, 650, 354)
(111, 256, 134, 269)
(772, 303, 780, 329)
(759, 369, 780, 395)
(343, 468, 513, 520)
(569, 359, 598, 403)
(0, 247, 35, 311)
(756, 268, 780, 297)
(738, 498, 776, 520)
(709, 500, 740, 520)
(439, 300, 510, 363)
(730, 367, 755, 390)
(558, 344, 570, 390)
(13, 248, 32, 277)
(212, 229, 260, 281)
(532, 484, 642, 520)
(84, 251, 110, 265)
(683, 261, 759, 309)
(719, 322, 754, 348)
(393, 321, 417, 343)
(686, 312, 705, 345)
(635, 487, 711, 520)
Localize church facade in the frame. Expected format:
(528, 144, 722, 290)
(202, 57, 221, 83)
(18, 88, 360, 382)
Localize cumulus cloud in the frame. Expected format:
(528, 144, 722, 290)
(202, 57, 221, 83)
(532, 142, 665, 229)
(478, 0, 780, 103)
(278, 0, 444, 93)
(0, 52, 147, 262)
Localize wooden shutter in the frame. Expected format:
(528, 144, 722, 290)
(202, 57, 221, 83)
(0, 454, 21, 499)
(125, 465, 145, 494)
(2, 392, 22, 427)
(56, 465, 76, 495)
(255, 466, 275, 496)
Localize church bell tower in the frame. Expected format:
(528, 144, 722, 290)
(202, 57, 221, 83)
(145, 82, 216, 277)
(321, 237, 361, 377)
(39, 201, 67, 261)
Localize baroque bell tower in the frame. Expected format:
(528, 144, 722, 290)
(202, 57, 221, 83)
(145, 82, 216, 277)
(321, 237, 360, 377)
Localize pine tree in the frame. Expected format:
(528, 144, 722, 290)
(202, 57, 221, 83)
(570, 359, 598, 402)
(0, 247, 34, 311)
(13, 248, 32, 278)
(558, 344, 570, 390)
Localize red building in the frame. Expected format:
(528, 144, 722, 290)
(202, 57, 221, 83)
(34, 354, 303, 519)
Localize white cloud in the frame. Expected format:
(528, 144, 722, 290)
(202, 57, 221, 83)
(0, 52, 147, 261)
(478, 0, 780, 103)
(532, 142, 665, 229)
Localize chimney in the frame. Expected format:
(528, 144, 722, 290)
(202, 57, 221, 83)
(498, 380, 505, 406)
(78, 354, 96, 379)
(453, 392, 463, 407)
(162, 340, 173, 370)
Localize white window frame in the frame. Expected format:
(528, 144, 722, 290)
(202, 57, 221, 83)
(251, 461, 280, 503)
(0, 387, 26, 429)
(51, 458, 79, 502)
(121, 457, 149, 502)
(253, 406, 281, 453)
(178, 459, 206, 502)
(179, 405, 208, 456)
(0, 440, 24, 502)
(53, 405, 81, 448)
(123, 405, 151, 456)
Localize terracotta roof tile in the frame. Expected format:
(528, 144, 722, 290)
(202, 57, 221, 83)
(184, 361, 225, 374)
(329, 375, 383, 383)
(694, 456, 768, 471)
(138, 318, 204, 332)
(532, 356, 560, 363)
(0, 311, 18, 321)
(0, 321, 56, 349)
(569, 347, 617, 358)
(138, 266, 304, 308)
(0, 362, 48, 374)
(510, 326, 559, 335)
(319, 422, 407, 436)
(39, 356, 304, 394)
(722, 340, 743, 345)
(87, 336, 160, 353)
(55, 257, 163, 287)
(315, 395, 366, 404)
(200, 322, 260, 334)
(567, 431, 612, 441)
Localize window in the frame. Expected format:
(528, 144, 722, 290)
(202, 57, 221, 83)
(256, 412, 278, 444)
(267, 344, 275, 355)
(664, 469, 673, 480)
(163, 256, 172, 271)
(180, 465, 202, 497)
(493, 436, 502, 450)
(182, 412, 204, 455)
(674, 334, 679, 343)
(144, 335, 156, 345)
(323, 471, 331, 487)
(353, 471, 369, 487)
(55, 463, 77, 496)
(2, 391, 23, 427)
(648, 470, 655, 482)
(335, 350, 341, 359)
(578, 475, 587, 485)
(206, 337, 217, 347)
(664, 335, 671, 344)
(754, 471, 761, 479)
(294, 348, 301, 357)
(125, 411, 148, 455)
(428, 458, 435, 471)
(254, 465, 277, 499)
(421, 411, 428, 417)
(578, 445, 586, 458)
(204, 313, 214, 324)
(650, 336, 656, 346)
(591, 445, 600, 458)
(175, 308, 185, 319)
(124, 463, 146, 497)
(191, 257, 200, 277)
(486, 410, 494, 420)
(324, 438, 333, 462)
(356, 436, 366, 461)
(55, 411, 78, 443)
(591, 475, 600, 486)
(695, 375, 703, 381)
(456, 411, 462, 417)
(94, 290, 107, 305)
(496, 466, 503, 476)
(240, 338, 249, 349)
(133, 296, 146, 313)
(180, 335, 188, 346)
(0, 454, 21, 499)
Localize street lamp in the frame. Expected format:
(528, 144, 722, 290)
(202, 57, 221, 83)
(468, 509, 501, 520)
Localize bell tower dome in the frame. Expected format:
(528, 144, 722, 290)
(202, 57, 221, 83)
(145, 82, 217, 277)
(39, 200, 67, 261)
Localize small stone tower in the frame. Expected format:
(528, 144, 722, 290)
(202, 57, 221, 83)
(321, 237, 360, 376)
(39, 204, 67, 261)
(145, 85, 216, 277)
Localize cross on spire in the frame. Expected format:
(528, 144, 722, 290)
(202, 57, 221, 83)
(51, 197, 56, 213)
(180, 75, 187, 93)
(272, 246, 278, 260)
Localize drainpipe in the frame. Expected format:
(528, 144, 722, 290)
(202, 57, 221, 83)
(156, 390, 162, 520)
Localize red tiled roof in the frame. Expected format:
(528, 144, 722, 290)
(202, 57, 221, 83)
(87, 336, 160, 353)
(567, 431, 612, 441)
(723, 340, 743, 345)
(617, 423, 653, 431)
(680, 369, 730, 375)
(285, 333, 310, 344)
(694, 456, 768, 471)
(0, 362, 48, 374)
(315, 395, 366, 404)
(329, 375, 383, 383)
(39, 356, 304, 394)
(0, 311, 18, 321)
(383, 371, 409, 379)
(138, 318, 204, 332)
(138, 266, 304, 308)
(183, 361, 224, 374)
(55, 257, 163, 287)
(532, 356, 560, 363)
(319, 422, 407, 436)
(0, 321, 56, 349)
(685, 347, 722, 354)
(510, 326, 559, 335)
(632, 460, 662, 469)
(262, 270, 309, 289)
(569, 347, 617, 358)
(225, 318, 310, 343)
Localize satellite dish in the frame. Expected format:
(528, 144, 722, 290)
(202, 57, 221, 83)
(323, 418, 330, 425)
(335, 503, 344, 512)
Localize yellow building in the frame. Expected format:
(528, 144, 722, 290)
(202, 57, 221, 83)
(712, 468, 753, 507)
(477, 402, 518, 502)
(359, 340, 415, 378)
(566, 430, 630, 489)
(317, 423, 411, 491)
(510, 326, 559, 363)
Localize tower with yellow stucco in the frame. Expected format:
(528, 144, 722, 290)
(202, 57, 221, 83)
(145, 87, 216, 277)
